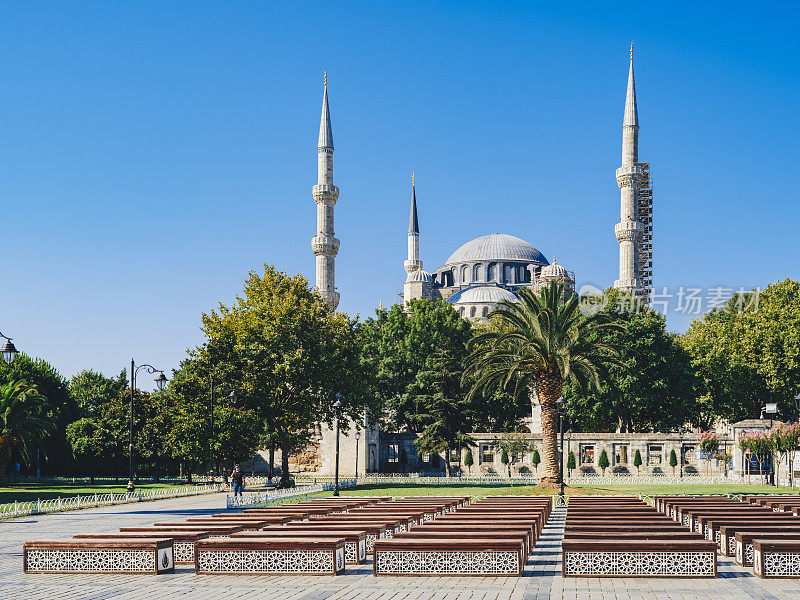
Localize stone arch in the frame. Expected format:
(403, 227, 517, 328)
(473, 264, 481, 282)
(461, 265, 468, 284)
(482, 306, 489, 317)
(488, 263, 497, 282)
(470, 306, 477, 318)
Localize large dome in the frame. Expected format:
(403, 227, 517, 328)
(446, 285, 519, 305)
(444, 233, 547, 266)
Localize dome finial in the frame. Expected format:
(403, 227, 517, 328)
(379, 299, 383, 310)
(630, 41, 634, 61)
(324, 69, 327, 87)
(412, 170, 415, 187)
(553, 254, 557, 265)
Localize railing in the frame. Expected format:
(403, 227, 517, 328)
(226, 479, 357, 509)
(0, 483, 225, 519)
(293, 474, 541, 486)
(565, 473, 745, 485)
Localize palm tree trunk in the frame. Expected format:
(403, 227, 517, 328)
(536, 374, 562, 486)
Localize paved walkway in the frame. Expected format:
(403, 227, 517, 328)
(2, 497, 800, 600)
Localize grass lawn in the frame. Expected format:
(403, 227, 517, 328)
(318, 482, 797, 499)
(0, 482, 201, 504)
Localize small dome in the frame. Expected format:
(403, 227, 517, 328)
(446, 285, 519, 305)
(406, 269, 433, 283)
(443, 233, 547, 266)
(541, 259, 569, 278)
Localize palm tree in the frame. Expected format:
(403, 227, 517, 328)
(464, 282, 622, 485)
(0, 380, 56, 481)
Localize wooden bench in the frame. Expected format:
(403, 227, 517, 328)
(396, 528, 531, 555)
(232, 529, 366, 564)
(410, 524, 533, 554)
(24, 538, 174, 574)
(719, 524, 800, 557)
(702, 515, 800, 546)
(74, 531, 208, 564)
(177, 518, 281, 530)
(373, 537, 525, 576)
(280, 522, 389, 554)
(733, 531, 800, 566)
(316, 514, 416, 532)
(562, 539, 717, 578)
(753, 539, 800, 578)
(433, 518, 538, 540)
(194, 536, 346, 574)
(120, 524, 244, 537)
(564, 531, 704, 541)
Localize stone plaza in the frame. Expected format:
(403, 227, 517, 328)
(3, 492, 800, 600)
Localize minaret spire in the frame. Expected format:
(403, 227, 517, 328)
(404, 171, 422, 274)
(311, 71, 340, 309)
(614, 46, 645, 298)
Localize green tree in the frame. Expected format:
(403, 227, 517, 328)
(565, 289, 697, 432)
(532, 449, 541, 473)
(567, 450, 576, 475)
(1, 354, 75, 475)
(196, 265, 374, 487)
(500, 449, 510, 476)
(465, 283, 621, 485)
(771, 424, 800, 488)
(493, 434, 533, 477)
(633, 449, 642, 474)
(598, 448, 610, 474)
(0, 379, 57, 481)
(669, 448, 678, 474)
(682, 280, 800, 425)
(69, 369, 126, 418)
(407, 349, 475, 477)
(463, 448, 474, 473)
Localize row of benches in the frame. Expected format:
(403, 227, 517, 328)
(562, 496, 718, 577)
(655, 494, 800, 578)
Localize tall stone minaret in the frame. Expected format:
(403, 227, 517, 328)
(614, 44, 645, 296)
(311, 71, 340, 309)
(404, 172, 422, 275)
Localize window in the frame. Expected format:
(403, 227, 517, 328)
(511, 452, 522, 463)
(388, 444, 399, 463)
(524, 269, 532, 283)
(482, 306, 489, 317)
(459, 307, 465, 317)
(580, 444, 595, 465)
(473, 264, 481, 282)
(682, 444, 696, 465)
(481, 444, 494, 463)
(461, 265, 468, 283)
(614, 444, 629, 465)
(488, 263, 497, 281)
(470, 306, 476, 318)
(504, 265, 514, 283)
(648, 444, 663, 465)
(421, 452, 430, 463)
(450, 449, 460, 462)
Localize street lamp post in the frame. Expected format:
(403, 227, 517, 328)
(354, 430, 361, 479)
(457, 430, 462, 479)
(678, 427, 685, 478)
(128, 360, 167, 494)
(333, 395, 342, 496)
(556, 396, 566, 503)
(0, 332, 19, 365)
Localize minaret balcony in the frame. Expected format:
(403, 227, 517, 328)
(616, 165, 644, 188)
(311, 235, 340, 257)
(615, 221, 644, 243)
(404, 259, 423, 274)
(312, 184, 339, 204)
(613, 278, 644, 291)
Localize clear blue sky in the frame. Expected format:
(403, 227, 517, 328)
(2, 2, 798, 384)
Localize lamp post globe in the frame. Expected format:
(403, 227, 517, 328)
(154, 372, 167, 391)
(1, 339, 18, 365)
(229, 390, 238, 402)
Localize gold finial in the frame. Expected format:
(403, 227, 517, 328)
(324, 69, 327, 87)
(412, 171, 415, 186)
(630, 42, 634, 61)
(379, 300, 383, 310)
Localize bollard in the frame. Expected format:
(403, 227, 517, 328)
(14, 500, 18, 516)
(94, 493, 98, 506)
(37, 498, 41, 514)
(58, 497, 62, 511)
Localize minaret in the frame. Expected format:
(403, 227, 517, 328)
(614, 44, 645, 296)
(404, 172, 422, 274)
(311, 71, 340, 309)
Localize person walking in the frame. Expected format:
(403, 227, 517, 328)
(231, 464, 245, 497)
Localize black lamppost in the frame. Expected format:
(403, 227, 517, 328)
(678, 427, 685, 478)
(456, 430, 462, 479)
(354, 430, 361, 479)
(128, 360, 167, 493)
(333, 394, 342, 496)
(556, 396, 566, 502)
(0, 332, 19, 364)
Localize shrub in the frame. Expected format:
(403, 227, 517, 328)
(633, 449, 642, 473)
(598, 449, 610, 474)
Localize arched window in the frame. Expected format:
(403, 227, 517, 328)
(504, 265, 514, 283)
(470, 306, 476, 318)
(524, 268, 532, 283)
(459, 307, 465, 317)
(488, 263, 497, 281)
(461, 265, 468, 283)
(473, 264, 480, 282)
(482, 306, 489, 317)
